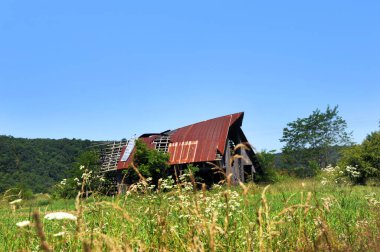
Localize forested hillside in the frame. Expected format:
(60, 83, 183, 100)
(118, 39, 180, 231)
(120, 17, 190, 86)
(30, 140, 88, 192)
(0, 135, 95, 193)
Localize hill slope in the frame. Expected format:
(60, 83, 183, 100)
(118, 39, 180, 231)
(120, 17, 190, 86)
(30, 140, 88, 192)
(0, 135, 95, 193)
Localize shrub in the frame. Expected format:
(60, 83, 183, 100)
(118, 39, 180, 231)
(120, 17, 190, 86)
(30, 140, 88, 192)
(124, 140, 170, 184)
(50, 150, 107, 198)
(340, 130, 380, 184)
(317, 164, 349, 186)
(255, 150, 279, 183)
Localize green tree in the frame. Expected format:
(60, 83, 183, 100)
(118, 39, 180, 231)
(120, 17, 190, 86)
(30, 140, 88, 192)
(50, 150, 105, 198)
(340, 130, 380, 184)
(280, 106, 352, 171)
(124, 140, 170, 184)
(255, 150, 279, 183)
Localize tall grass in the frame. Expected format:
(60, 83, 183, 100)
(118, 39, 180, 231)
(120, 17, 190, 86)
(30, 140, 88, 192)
(1, 177, 380, 251)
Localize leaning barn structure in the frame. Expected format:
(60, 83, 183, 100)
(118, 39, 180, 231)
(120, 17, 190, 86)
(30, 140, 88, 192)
(100, 112, 261, 191)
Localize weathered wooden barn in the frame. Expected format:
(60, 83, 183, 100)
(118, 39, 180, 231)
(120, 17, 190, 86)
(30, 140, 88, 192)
(100, 112, 261, 189)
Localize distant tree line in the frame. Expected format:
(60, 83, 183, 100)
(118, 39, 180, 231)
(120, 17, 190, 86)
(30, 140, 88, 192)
(0, 136, 94, 193)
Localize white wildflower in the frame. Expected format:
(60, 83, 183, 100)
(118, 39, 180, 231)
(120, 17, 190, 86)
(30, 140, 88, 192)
(16, 220, 31, 228)
(212, 184, 222, 190)
(53, 231, 65, 237)
(9, 199, 22, 205)
(79, 165, 85, 170)
(321, 196, 335, 211)
(321, 178, 328, 185)
(364, 193, 380, 206)
(74, 177, 81, 186)
(346, 165, 361, 178)
(322, 164, 336, 173)
(44, 212, 77, 221)
(81, 170, 92, 181)
(158, 176, 175, 190)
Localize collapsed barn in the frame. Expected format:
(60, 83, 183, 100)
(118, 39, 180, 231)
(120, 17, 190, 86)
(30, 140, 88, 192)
(100, 112, 261, 192)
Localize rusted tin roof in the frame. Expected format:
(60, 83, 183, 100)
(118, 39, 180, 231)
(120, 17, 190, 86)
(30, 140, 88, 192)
(117, 112, 244, 169)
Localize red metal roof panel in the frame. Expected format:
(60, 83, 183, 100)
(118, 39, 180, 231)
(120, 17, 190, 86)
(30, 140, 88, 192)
(117, 112, 244, 169)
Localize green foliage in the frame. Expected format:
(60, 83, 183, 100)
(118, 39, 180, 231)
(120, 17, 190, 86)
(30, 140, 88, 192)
(50, 150, 106, 199)
(50, 178, 80, 199)
(124, 140, 170, 183)
(183, 164, 203, 183)
(255, 150, 279, 183)
(185, 164, 200, 175)
(70, 150, 101, 184)
(280, 105, 352, 170)
(340, 130, 380, 184)
(288, 161, 321, 178)
(0, 135, 94, 193)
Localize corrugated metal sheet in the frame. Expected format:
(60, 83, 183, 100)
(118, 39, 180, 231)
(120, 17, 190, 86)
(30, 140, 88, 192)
(117, 112, 244, 169)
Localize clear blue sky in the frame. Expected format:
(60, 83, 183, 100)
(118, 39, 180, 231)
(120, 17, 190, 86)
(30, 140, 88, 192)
(1, 1, 379, 152)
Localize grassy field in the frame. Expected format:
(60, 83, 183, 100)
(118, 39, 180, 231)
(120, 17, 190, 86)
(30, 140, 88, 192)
(1, 178, 380, 251)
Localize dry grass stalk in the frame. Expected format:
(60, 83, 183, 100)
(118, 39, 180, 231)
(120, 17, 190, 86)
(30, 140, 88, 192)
(208, 213, 217, 252)
(75, 191, 84, 238)
(257, 205, 264, 252)
(233, 142, 250, 152)
(202, 183, 207, 200)
(83, 240, 91, 252)
(32, 211, 52, 252)
(130, 162, 147, 182)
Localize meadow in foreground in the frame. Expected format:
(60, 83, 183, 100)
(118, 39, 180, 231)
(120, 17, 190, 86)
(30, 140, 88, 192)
(1, 177, 380, 252)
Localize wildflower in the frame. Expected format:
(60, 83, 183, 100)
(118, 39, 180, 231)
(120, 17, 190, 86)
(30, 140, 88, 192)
(212, 184, 222, 190)
(74, 177, 81, 186)
(356, 220, 369, 228)
(44, 212, 77, 221)
(321, 196, 335, 212)
(322, 164, 336, 173)
(16, 220, 31, 228)
(79, 165, 85, 170)
(60, 179, 67, 186)
(364, 193, 380, 206)
(53, 231, 65, 237)
(321, 178, 328, 185)
(346, 165, 361, 178)
(81, 170, 93, 181)
(9, 199, 22, 205)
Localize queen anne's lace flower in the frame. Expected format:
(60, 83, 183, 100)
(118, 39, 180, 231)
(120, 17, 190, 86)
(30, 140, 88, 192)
(16, 220, 30, 227)
(9, 199, 22, 205)
(346, 165, 361, 178)
(44, 212, 77, 221)
(53, 231, 65, 237)
(60, 179, 67, 185)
